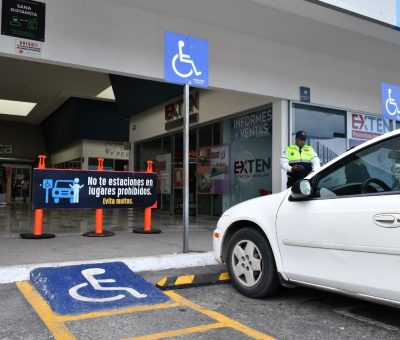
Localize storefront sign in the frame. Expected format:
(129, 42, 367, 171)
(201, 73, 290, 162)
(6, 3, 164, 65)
(232, 108, 272, 141)
(15, 38, 41, 56)
(0, 144, 13, 155)
(347, 111, 392, 148)
(33, 169, 157, 209)
(233, 156, 271, 179)
(156, 154, 171, 194)
(1, 0, 46, 42)
(104, 142, 130, 159)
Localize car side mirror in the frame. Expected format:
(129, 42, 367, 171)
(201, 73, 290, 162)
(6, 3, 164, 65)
(290, 179, 312, 200)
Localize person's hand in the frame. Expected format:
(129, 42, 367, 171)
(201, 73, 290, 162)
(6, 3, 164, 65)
(291, 165, 303, 172)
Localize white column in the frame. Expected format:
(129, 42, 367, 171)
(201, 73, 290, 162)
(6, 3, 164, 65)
(272, 100, 289, 193)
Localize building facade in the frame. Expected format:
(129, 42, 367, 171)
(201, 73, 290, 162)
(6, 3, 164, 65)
(0, 0, 400, 214)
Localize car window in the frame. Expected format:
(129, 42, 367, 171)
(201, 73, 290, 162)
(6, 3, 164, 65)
(55, 181, 73, 188)
(314, 136, 400, 198)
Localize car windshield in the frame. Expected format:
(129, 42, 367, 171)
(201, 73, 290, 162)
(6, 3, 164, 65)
(55, 181, 73, 188)
(314, 136, 400, 197)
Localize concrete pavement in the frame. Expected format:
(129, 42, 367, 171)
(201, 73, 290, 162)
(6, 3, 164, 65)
(0, 205, 219, 283)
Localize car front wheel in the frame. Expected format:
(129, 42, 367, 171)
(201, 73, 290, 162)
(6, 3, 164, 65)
(226, 227, 279, 298)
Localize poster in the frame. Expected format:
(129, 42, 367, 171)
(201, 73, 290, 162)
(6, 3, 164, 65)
(173, 168, 183, 188)
(33, 169, 157, 209)
(156, 154, 171, 194)
(229, 109, 273, 205)
(210, 145, 229, 194)
(347, 111, 392, 149)
(197, 145, 230, 194)
(1, 0, 46, 42)
(197, 148, 212, 193)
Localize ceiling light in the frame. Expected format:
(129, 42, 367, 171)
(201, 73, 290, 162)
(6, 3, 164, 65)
(97, 86, 115, 100)
(0, 99, 37, 116)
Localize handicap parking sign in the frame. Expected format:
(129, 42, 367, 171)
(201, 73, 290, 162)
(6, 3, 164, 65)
(30, 262, 169, 315)
(381, 82, 400, 120)
(164, 31, 208, 88)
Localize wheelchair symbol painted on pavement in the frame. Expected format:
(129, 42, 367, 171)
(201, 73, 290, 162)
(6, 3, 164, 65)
(69, 268, 147, 303)
(172, 40, 202, 78)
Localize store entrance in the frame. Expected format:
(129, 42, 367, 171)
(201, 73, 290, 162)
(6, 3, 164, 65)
(0, 163, 32, 204)
(173, 162, 197, 216)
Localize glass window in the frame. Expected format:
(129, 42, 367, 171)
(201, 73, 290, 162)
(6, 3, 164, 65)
(198, 194, 212, 215)
(114, 160, 128, 171)
(314, 135, 400, 198)
(198, 125, 212, 147)
(292, 103, 346, 165)
(213, 123, 221, 145)
(136, 138, 162, 171)
(162, 136, 172, 153)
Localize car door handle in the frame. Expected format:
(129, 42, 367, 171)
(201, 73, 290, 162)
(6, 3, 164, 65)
(373, 214, 400, 228)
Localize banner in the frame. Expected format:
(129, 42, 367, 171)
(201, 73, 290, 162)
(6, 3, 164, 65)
(197, 147, 212, 193)
(347, 112, 392, 149)
(173, 168, 183, 188)
(230, 134, 272, 205)
(33, 169, 157, 209)
(156, 154, 171, 194)
(197, 145, 230, 194)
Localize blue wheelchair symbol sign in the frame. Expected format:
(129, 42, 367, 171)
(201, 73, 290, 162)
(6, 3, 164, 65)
(164, 31, 208, 88)
(42, 179, 53, 203)
(381, 82, 400, 120)
(30, 262, 169, 315)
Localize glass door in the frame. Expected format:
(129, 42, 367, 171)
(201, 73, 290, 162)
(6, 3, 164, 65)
(11, 165, 32, 203)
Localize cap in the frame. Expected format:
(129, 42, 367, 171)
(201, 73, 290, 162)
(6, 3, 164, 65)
(295, 131, 307, 140)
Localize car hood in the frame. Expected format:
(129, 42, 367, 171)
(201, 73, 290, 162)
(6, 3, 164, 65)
(221, 190, 290, 222)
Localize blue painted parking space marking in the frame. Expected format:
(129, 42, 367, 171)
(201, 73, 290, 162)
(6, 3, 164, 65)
(30, 262, 169, 315)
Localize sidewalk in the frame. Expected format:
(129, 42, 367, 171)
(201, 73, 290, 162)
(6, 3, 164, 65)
(0, 205, 220, 283)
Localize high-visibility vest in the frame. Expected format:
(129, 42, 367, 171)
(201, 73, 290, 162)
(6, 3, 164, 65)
(285, 144, 315, 180)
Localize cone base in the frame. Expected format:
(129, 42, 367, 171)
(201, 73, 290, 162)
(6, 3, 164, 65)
(82, 230, 115, 237)
(133, 228, 162, 234)
(20, 233, 56, 239)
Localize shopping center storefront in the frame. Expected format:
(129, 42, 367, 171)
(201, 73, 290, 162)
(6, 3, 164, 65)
(134, 104, 273, 217)
(133, 94, 398, 217)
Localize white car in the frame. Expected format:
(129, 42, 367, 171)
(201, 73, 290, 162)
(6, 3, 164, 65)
(214, 129, 400, 307)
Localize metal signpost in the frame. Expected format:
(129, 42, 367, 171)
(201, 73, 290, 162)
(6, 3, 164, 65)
(164, 31, 208, 253)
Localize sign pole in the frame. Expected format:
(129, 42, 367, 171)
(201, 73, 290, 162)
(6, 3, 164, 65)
(183, 84, 190, 253)
(164, 31, 208, 253)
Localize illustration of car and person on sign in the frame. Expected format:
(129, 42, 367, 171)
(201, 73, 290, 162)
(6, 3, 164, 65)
(42, 178, 84, 204)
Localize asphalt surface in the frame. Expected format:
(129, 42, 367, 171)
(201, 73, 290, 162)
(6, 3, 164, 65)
(1, 265, 400, 340)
